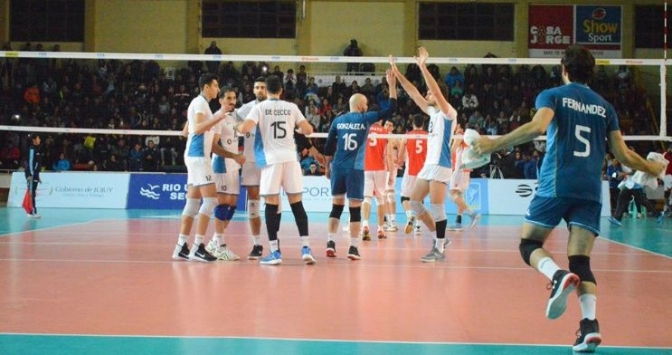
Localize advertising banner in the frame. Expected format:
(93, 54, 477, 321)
(528, 5, 573, 58)
(7, 172, 130, 209)
(528, 5, 622, 58)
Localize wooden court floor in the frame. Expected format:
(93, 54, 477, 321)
(0, 208, 670, 355)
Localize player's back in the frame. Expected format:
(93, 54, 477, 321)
(249, 98, 303, 166)
(330, 112, 373, 171)
(536, 83, 619, 202)
(364, 123, 388, 171)
(405, 129, 427, 176)
(425, 106, 454, 168)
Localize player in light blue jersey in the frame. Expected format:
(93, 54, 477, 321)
(323, 69, 398, 260)
(389, 48, 457, 263)
(473, 45, 665, 353)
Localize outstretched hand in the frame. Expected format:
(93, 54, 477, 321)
(415, 47, 429, 67)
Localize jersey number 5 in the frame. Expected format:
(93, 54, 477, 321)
(271, 121, 287, 139)
(574, 125, 591, 157)
(415, 140, 423, 154)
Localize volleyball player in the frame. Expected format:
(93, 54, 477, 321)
(361, 118, 390, 240)
(399, 114, 427, 235)
(389, 48, 457, 263)
(324, 69, 398, 259)
(472, 45, 665, 352)
(447, 123, 481, 231)
(383, 120, 401, 232)
(235, 75, 316, 266)
(206, 88, 245, 261)
(236, 77, 267, 259)
(172, 73, 224, 262)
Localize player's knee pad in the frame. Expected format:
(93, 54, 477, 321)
(349, 206, 362, 222)
(225, 205, 236, 221)
(519, 239, 544, 266)
(386, 191, 395, 203)
(247, 199, 260, 219)
(569, 255, 596, 285)
(410, 200, 425, 217)
(375, 196, 385, 205)
(199, 197, 217, 217)
(430, 203, 446, 222)
(214, 204, 230, 221)
(400, 196, 410, 204)
(329, 204, 345, 220)
(182, 198, 200, 217)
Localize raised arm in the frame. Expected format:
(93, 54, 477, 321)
(609, 131, 665, 176)
(389, 55, 429, 113)
(416, 47, 455, 119)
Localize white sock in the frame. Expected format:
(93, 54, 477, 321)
(194, 235, 204, 247)
(212, 233, 223, 246)
(434, 238, 445, 252)
(579, 294, 597, 320)
(251, 235, 260, 245)
(350, 237, 359, 247)
(405, 210, 412, 219)
(270, 240, 279, 252)
(177, 234, 188, 246)
(388, 214, 396, 223)
(300, 236, 310, 247)
(537, 257, 561, 280)
(362, 220, 369, 228)
(327, 233, 334, 242)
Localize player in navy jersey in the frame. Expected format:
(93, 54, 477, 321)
(472, 45, 665, 353)
(323, 69, 398, 260)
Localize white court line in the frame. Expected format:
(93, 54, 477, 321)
(0, 219, 109, 238)
(0, 332, 670, 351)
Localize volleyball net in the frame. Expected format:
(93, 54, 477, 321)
(0, 50, 670, 175)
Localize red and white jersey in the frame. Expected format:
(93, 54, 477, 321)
(451, 141, 472, 173)
(405, 129, 427, 176)
(364, 123, 388, 171)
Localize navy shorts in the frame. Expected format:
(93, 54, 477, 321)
(331, 168, 364, 200)
(524, 195, 602, 236)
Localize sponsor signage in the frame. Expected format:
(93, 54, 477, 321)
(528, 5, 622, 58)
(7, 172, 129, 209)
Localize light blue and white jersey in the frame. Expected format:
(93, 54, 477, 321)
(425, 106, 456, 168)
(246, 98, 306, 167)
(185, 95, 216, 158)
(237, 99, 260, 163)
(535, 82, 619, 202)
(212, 109, 239, 174)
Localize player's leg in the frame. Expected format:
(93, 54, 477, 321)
(173, 183, 200, 260)
(283, 161, 315, 265)
(327, 168, 347, 257)
(420, 179, 448, 263)
(242, 162, 263, 259)
(361, 171, 374, 241)
(259, 164, 283, 265)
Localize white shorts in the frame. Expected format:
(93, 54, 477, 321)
(215, 159, 241, 194)
(260, 161, 303, 196)
(417, 164, 452, 183)
(664, 175, 672, 191)
(185, 157, 215, 187)
(400, 171, 417, 198)
(364, 170, 387, 198)
(241, 161, 261, 186)
(449, 170, 470, 191)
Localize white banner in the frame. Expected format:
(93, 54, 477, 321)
(487, 179, 611, 216)
(7, 172, 130, 209)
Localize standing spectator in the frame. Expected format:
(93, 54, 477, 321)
(143, 140, 161, 171)
(24, 133, 43, 218)
(343, 39, 363, 73)
(204, 41, 222, 74)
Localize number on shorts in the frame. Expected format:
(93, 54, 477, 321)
(271, 121, 287, 139)
(342, 133, 358, 151)
(574, 125, 590, 157)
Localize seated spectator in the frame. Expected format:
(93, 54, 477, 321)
(143, 140, 161, 171)
(0, 142, 21, 169)
(305, 162, 321, 176)
(103, 154, 124, 171)
(52, 152, 71, 172)
(129, 142, 143, 171)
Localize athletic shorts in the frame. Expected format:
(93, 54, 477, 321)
(185, 157, 215, 187)
(524, 195, 602, 236)
(417, 164, 452, 183)
(449, 170, 470, 191)
(241, 161, 261, 186)
(364, 170, 387, 198)
(400, 170, 417, 198)
(260, 161, 303, 196)
(331, 168, 364, 200)
(215, 158, 241, 194)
